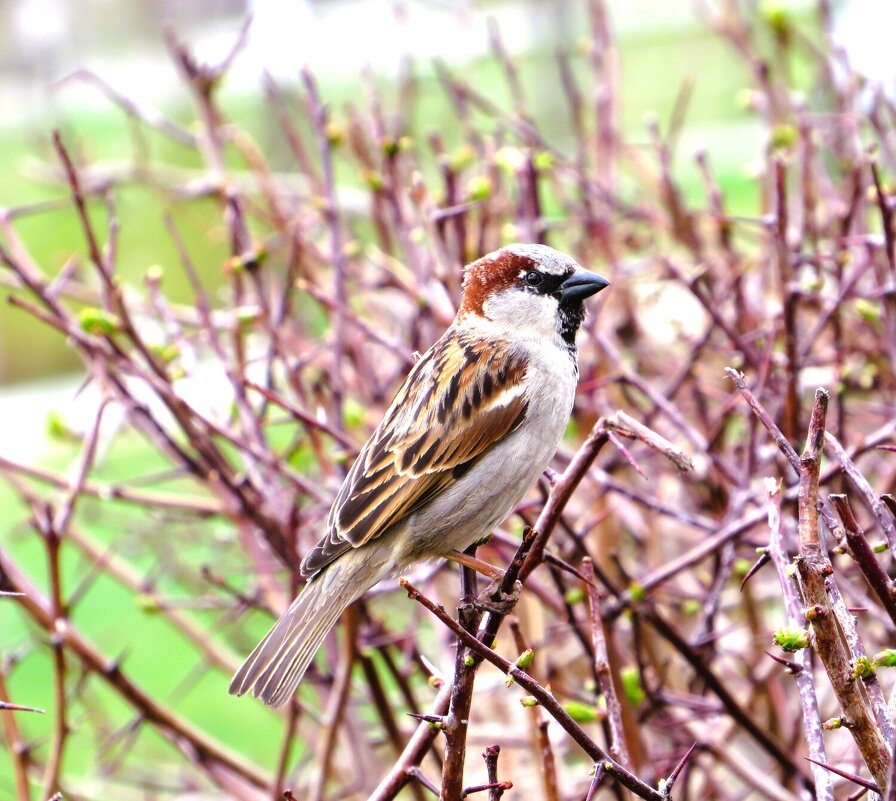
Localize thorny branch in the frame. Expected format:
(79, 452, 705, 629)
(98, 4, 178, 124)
(399, 578, 665, 801)
(795, 391, 888, 789)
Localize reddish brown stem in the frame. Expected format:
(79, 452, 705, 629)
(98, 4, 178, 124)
(795, 390, 888, 789)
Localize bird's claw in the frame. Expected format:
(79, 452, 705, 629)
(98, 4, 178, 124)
(475, 579, 522, 614)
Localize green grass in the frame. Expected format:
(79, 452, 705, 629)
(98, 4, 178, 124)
(0, 433, 302, 796)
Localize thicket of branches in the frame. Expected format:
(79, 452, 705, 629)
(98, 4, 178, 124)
(3, 2, 896, 799)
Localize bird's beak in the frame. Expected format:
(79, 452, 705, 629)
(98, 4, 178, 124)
(559, 270, 610, 302)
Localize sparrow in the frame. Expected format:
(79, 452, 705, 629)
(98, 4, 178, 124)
(229, 243, 609, 707)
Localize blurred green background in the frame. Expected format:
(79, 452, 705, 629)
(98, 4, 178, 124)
(0, 0, 779, 386)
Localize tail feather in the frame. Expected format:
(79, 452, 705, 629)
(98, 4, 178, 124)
(228, 553, 385, 707)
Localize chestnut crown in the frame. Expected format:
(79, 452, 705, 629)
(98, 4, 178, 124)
(458, 244, 609, 348)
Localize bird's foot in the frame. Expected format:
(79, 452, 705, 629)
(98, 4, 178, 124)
(475, 579, 522, 614)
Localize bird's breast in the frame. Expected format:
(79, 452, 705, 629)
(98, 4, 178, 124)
(399, 342, 577, 560)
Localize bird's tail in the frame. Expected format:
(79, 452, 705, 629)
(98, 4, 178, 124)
(228, 550, 388, 707)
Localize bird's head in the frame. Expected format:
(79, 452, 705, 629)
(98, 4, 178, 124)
(458, 243, 610, 348)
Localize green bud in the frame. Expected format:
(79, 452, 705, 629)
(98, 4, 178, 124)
(325, 121, 344, 147)
(235, 306, 261, 329)
(46, 410, 77, 442)
(464, 654, 475, 667)
(563, 700, 603, 724)
(770, 123, 798, 151)
(681, 599, 701, 616)
(533, 150, 555, 172)
(852, 655, 876, 680)
(520, 696, 538, 708)
(135, 593, 160, 613)
(504, 674, 515, 688)
(79, 307, 120, 336)
(855, 298, 881, 323)
(628, 582, 646, 603)
(621, 666, 646, 707)
(381, 137, 400, 157)
(822, 717, 842, 730)
(858, 362, 877, 390)
(343, 398, 365, 429)
(145, 264, 164, 284)
(226, 246, 267, 275)
(759, 0, 791, 38)
(362, 169, 384, 191)
(773, 626, 810, 652)
(251, 245, 267, 268)
(872, 540, 888, 554)
(149, 343, 180, 365)
(449, 145, 475, 172)
(733, 558, 752, 577)
(564, 588, 585, 605)
(873, 649, 896, 668)
(516, 649, 535, 669)
(465, 175, 492, 202)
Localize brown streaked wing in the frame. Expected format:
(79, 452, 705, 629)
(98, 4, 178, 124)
(301, 330, 528, 577)
(300, 528, 353, 577)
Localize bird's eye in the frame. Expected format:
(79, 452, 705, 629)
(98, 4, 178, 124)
(524, 271, 543, 287)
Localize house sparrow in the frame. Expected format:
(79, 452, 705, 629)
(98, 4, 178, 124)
(229, 244, 609, 707)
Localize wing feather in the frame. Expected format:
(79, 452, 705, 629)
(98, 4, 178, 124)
(300, 329, 528, 578)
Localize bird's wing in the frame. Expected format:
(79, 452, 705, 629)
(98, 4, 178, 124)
(300, 328, 529, 577)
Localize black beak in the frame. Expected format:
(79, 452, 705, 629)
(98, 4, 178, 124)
(559, 270, 610, 303)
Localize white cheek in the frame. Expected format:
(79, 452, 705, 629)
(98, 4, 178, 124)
(482, 289, 560, 340)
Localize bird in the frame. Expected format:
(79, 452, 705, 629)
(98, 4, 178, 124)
(229, 243, 609, 707)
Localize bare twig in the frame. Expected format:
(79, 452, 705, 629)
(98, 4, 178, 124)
(582, 557, 631, 770)
(831, 494, 896, 627)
